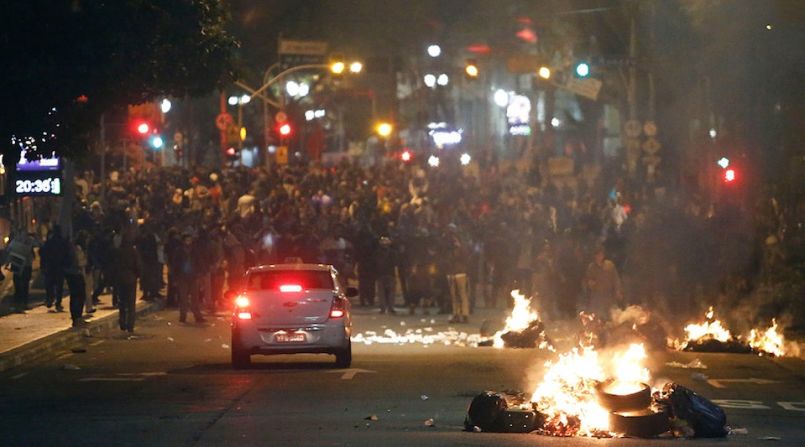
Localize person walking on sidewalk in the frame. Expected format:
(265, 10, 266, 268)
(64, 239, 89, 328)
(6, 230, 38, 313)
(112, 230, 141, 332)
(40, 226, 69, 312)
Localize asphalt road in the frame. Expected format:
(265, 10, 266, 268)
(1, 308, 803, 447)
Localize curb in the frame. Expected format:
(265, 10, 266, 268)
(0, 300, 162, 373)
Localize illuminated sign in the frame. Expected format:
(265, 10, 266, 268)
(1, 151, 63, 196)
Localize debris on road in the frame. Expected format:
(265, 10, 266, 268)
(167, 337, 175, 342)
(666, 359, 707, 369)
(478, 290, 553, 350)
(691, 372, 709, 382)
(424, 418, 435, 427)
(221, 344, 230, 349)
(364, 415, 378, 421)
(729, 427, 749, 435)
(351, 328, 482, 346)
(759, 436, 781, 441)
(420, 394, 429, 401)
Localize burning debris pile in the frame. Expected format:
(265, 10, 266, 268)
(670, 307, 796, 357)
(479, 290, 554, 350)
(465, 343, 730, 438)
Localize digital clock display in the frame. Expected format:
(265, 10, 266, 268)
(13, 172, 62, 196)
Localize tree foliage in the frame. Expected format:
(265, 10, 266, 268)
(0, 0, 239, 163)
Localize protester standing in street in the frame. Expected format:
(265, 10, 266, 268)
(582, 245, 623, 319)
(40, 225, 69, 312)
(374, 236, 397, 314)
(445, 225, 470, 324)
(113, 230, 141, 332)
(174, 233, 205, 323)
(7, 230, 37, 313)
(64, 239, 88, 327)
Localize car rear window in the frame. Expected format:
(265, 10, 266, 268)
(246, 270, 335, 291)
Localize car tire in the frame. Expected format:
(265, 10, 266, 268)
(231, 333, 251, 369)
(335, 341, 352, 368)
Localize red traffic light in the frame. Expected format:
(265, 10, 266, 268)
(225, 147, 237, 157)
(401, 150, 412, 162)
(136, 121, 150, 135)
(724, 168, 736, 183)
(278, 123, 292, 137)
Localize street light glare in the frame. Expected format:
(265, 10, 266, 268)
(376, 122, 393, 138)
(240, 94, 251, 104)
(297, 83, 309, 97)
(427, 155, 440, 167)
(427, 44, 441, 57)
(460, 153, 472, 166)
(493, 89, 509, 107)
(286, 80, 300, 97)
(465, 64, 479, 78)
(437, 74, 449, 86)
(227, 96, 239, 106)
(424, 74, 436, 88)
(330, 61, 346, 74)
(538, 66, 551, 80)
(150, 136, 164, 149)
(349, 61, 363, 73)
(160, 98, 172, 113)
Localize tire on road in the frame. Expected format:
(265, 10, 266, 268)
(231, 331, 251, 369)
(609, 408, 670, 438)
(335, 341, 352, 368)
(595, 381, 651, 412)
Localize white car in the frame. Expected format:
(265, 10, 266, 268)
(230, 264, 356, 369)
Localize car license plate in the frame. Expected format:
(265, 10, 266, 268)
(275, 333, 305, 343)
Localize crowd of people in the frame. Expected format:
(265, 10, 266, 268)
(4, 148, 755, 330)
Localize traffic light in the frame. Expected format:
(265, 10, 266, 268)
(277, 122, 292, 138)
(574, 62, 590, 78)
(724, 168, 736, 183)
(135, 120, 151, 136)
(149, 135, 164, 150)
(464, 59, 479, 79)
(225, 146, 238, 160)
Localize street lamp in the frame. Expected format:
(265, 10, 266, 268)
(493, 89, 509, 108)
(538, 66, 551, 80)
(427, 155, 440, 167)
(424, 74, 436, 88)
(460, 153, 472, 166)
(376, 122, 393, 138)
(427, 44, 441, 57)
(160, 98, 172, 113)
(349, 61, 363, 74)
(227, 96, 239, 106)
(330, 61, 346, 75)
(437, 74, 449, 86)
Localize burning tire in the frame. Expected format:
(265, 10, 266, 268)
(595, 381, 651, 412)
(609, 408, 670, 438)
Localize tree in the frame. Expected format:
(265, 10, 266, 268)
(0, 0, 239, 164)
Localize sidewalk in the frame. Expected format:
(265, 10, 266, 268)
(0, 295, 160, 372)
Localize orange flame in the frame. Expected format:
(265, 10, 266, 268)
(747, 319, 785, 357)
(530, 343, 650, 436)
(492, 290, 552, 350)
(672, 306, 732, 349)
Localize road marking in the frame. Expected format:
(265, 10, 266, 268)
(117, 372, 167, 377)
(778, 402, 805, 412)
(89, 340, 105, 346)
(79, 377, 145, 382)
(706, 378, 781, 389)
(712, 399, 771, 410)
(56, 352, 73, 360)
(11, 372, 28, 380)
(326, 368, 376, 380)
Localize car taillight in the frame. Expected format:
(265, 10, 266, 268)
(234, 295, 250, 308)
(330, 297, 346, 319)
(279, 284, 303, 293)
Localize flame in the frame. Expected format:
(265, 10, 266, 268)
(747, 319, 786, 357)
(531, 343, 650, 437)
(673, 306, 732, 349)
(492, 290, 541, 349)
